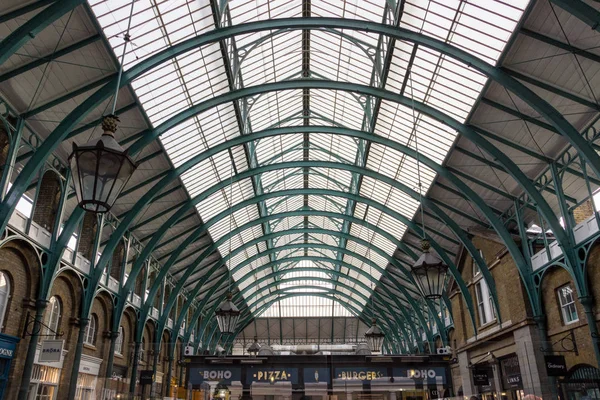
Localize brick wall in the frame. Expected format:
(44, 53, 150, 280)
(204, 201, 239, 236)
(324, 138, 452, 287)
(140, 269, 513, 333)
(450, 235, 532, 347)
(50, 271, 83, 400)
(78, 212, 97, 260)
(2, 240, 41, 400)
(573, 200, 595, 225)
(31, 171, 62, 233)
(541, 266, 597, 368)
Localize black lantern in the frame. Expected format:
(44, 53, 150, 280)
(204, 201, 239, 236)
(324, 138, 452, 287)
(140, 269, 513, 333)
(410, 239, 449, 299)
(247, 336, 261, 356)
(69, 114, 138, 213)
(365, 318, 385, 352)
(215, 293, 240, 334)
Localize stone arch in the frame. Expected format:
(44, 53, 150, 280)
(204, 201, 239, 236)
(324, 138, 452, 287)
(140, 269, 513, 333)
(161, 330, 171, 368)
(117, 306, 137, 364)
(141, 318, 155, 366)
(0, 239, 40, 303)
(31, 170, 62, 233)
(49, 269, 83, 395)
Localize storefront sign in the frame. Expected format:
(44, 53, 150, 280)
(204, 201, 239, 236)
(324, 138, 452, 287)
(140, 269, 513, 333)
(505, 373, 521, 387)
(393, 367, 446, 383)
(545, 355, 567, 376)
(112, 365, 128, 381)
(472, 368, 489, 386)
(500, 355, 522, 390)
(304, 368, 330, 383)
(140, 370, 154, 385)
(0, 336, 17, 359)
(189, 367, 241, 385)
(39, 340, 64, 363)
(247, 368, 298, 384)
(334, 367, 387, 381)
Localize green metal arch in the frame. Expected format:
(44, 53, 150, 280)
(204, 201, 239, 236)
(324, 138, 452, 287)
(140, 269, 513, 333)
(145, 158, 480, 328)
(175, 237, 435, 352)
(0, 0, 85, 65)
(190, 276, 411, 354)
(167, 235, 433, 349)
(4, 18, 597, 232)
(0, 21, 581, 313)
(201, 287, 407, 354)
(117, 129, 500, 336)
(175, 230, 444, 350)
(211, 291, 395, 353)
(223, 291, 412, 354)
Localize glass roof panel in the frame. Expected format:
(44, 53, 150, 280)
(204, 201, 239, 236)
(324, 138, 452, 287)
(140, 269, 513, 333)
(90, 0, 529, 318)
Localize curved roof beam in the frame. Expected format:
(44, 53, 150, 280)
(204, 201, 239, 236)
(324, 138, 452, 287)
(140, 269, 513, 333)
(184, 269, 411, 352)
(197, 278, 412, 350)
(170, 233, 435, 348)
(0, 0, 85, 65)
(548, 0, 600, 33)
(109, 121, 510, 331)
(74, 68, 569, 317)
(149, 177, 467, 333)
(5, 21, 576, 319)
(0, 21, 578, 284)
(0, 19, 592, 245)
(207, 292, 406, 353)
(223, 290, 415, 354)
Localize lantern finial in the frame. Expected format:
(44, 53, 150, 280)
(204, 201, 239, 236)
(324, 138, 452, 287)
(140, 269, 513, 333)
(101, 114, 120, 134)
(421, 239, 430, 252)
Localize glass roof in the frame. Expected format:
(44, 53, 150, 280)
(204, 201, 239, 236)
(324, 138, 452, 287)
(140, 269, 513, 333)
(89, 0, 529, 318)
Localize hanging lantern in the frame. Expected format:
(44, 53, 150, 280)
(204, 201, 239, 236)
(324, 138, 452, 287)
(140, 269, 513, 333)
(247, 336, 261, 356)
(364, 318, 385, 352)
(68, 114, 138, 213)
(410, 239, 449, 299)
(215, 293, 240, 334)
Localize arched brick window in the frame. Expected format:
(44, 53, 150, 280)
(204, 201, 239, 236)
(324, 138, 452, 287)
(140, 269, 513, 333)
(43, 296, 61, 338)
(0, 272, 10, 332)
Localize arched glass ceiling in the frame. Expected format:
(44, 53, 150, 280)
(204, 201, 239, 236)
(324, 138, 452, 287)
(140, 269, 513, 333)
(88, 0, 529, 317)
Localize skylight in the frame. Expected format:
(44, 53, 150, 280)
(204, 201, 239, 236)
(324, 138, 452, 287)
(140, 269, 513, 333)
(89, 0, 529, 318)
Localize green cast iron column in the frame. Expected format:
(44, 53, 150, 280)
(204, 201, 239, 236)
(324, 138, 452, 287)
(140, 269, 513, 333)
(67, 318, 89, 400)
(17, 299, 48, 400)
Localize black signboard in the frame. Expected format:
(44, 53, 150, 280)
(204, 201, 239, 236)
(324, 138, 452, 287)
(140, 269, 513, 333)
(472, 368, 490, 386)
(429, 388, 440, 399)
(545, 355, 567, 377)
(500, 355, 523, 389)
(140, 370, 154, 385)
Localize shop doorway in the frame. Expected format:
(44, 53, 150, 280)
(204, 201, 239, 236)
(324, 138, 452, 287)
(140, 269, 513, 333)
(560, 364, 600, 400)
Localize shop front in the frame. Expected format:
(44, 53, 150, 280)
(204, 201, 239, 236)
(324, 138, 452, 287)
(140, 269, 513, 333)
(0, 333, 19, 400)
(75, 354, 102, 400)
(185, 355, 452, 400)
(559, 364, 600, 400)
(29, 340, 67, 400)
(498, 355, 524, 400)
(102, 364, 129, 400)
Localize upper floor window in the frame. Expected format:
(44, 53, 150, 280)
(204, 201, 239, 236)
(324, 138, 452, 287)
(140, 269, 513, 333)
(0, 272, 10, 331)
(43, 296, 61, 338)
(84, 314, 97, 346)
(475, 279, 496, 326)
(557, 285, 578, 325)
(115, 326, 124, 354)
(472, 249, 485, 277)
